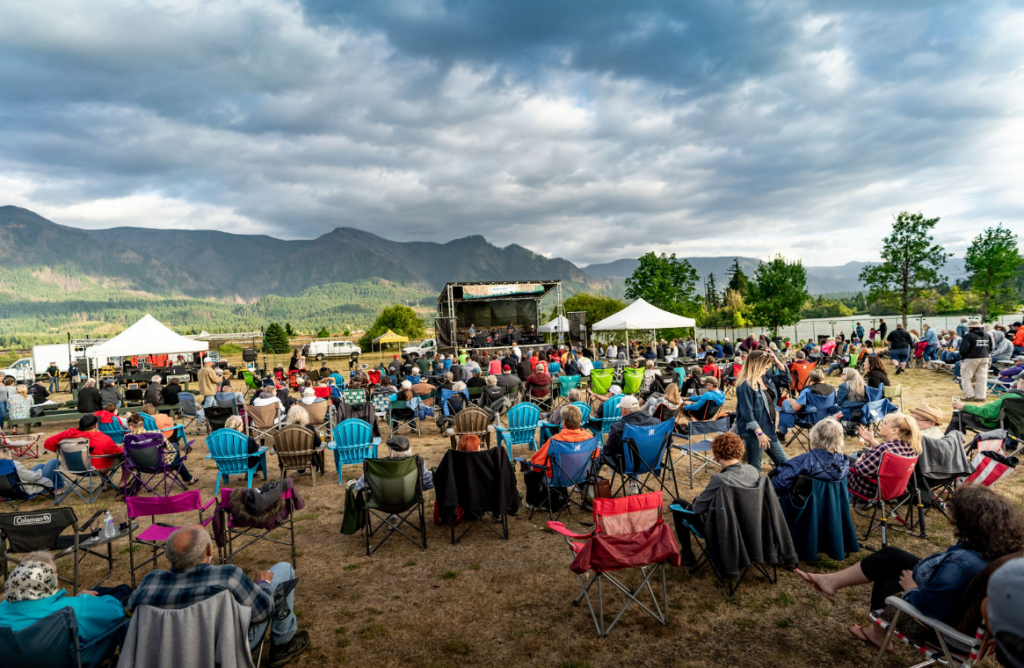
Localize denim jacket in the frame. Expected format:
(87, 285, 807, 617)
(735, 367, 792, 436)
(904, 543, 989, 622)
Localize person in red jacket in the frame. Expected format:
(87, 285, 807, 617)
(44, 415, 123, 470)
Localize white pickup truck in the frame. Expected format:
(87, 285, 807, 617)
(402, 339, 436, 358)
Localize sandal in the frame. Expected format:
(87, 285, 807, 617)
(849, 624, 894, 653)
(794, 568, 835, 602)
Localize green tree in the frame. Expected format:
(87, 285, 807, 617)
(561, 293, 627, 334)
(747, 255, 810, 334)
(936, 285, 968, 313)
(859, 211, 950, 327)
(262, 322, 291, 353)
(965, 224, 1022, 322)
(726, 258, 750, 296)
(358, 305, 425, 350)
(704, 273, 721, 310)
(285, 322, 295, 337)
(624, 252, 703, 318)
(315, 326, 331, 338)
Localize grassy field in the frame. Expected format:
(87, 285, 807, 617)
(9, 361, 1017, 668)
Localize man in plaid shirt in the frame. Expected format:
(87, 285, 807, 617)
(127, 525, 309, 667)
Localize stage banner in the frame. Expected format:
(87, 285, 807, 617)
(568, 311, 587, 346)
(462, 283, 544, 299)
(434, 317, 457, 348)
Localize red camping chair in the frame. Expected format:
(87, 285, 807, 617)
(548, 492, 681, 637)
(913, 340, 928, 368)
(288, 370, 301, 391)
(849, 451, 918, 548)
(366, 369, 382, 387)
(313, 386, 331, 399)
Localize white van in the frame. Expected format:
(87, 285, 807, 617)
(307, 340, 361, 360)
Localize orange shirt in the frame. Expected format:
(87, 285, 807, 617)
(530, 427, 597, 477)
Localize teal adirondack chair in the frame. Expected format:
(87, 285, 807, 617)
(329, 419, 381, 485)
(593, 394, 625, 447)
(139, 411, 187, 445)
(98, 419, 127, 445)
(494, 403, 541, 459)
(539, 401, 592, 444)
(205, 428, 268, 494)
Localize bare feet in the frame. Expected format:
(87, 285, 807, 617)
(795, 568, 836, 600)
(850, 624, 894, 652)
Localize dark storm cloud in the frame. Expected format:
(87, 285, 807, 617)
(0, 0, 1021, 264)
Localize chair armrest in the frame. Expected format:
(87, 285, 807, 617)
(547, 521, 592, 540)
(201, 496, 218, 512)
(668, 504, 696, 516)
(445, 428, 455, 436)
(205, 452, 214, 459)
(494, 426, 507, 433)
(486, 425, 495, 433)
(882, 596, 977, 647)
(253, 447, 268, 456)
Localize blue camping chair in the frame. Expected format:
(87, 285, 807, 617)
(495, 403, 541, 459)
(610, 420, 676, 497)
(205, 429, 268, 495)
(519, 434, 601, 523)
(780, 392, 838, 452)
(670, 416, 731, 490)
(555, 375, 581, 405)
(0, 607, 85, 668)
(98, 419, 126, 445)
(178, 392, 200, 435)
(0, 459, 54, 510)
(778, 477, 860, 563)
(329, 419, 380, 485)
(539, 402, 591, 444)
(139, 411, 188, 446)
(591, 394, 624, 447)
(439, 388, 471, 418)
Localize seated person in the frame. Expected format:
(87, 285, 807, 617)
(439, 372, 455, 391)
(497, 366, 520, 389)
(836, 368, 868, 410)
(547, 358, 562, 376)
(985, 557, 1024, 668)
(398, 380, 434, 420)
(299, 387, 325, 405)
(602, 395, 660, 463)
(466, 369, 487, 389)
(848, 413, 922, 499)
(796, 486, 1024, 651)
(125, 412, 197, 484)
(546, 389, 582, 425)
(777, 369, 837, 439)
(43, 414, 123, 470)
(588, 384, 622, 428)
(910, 404, 945, 439)
(0, 552, 131, 668)
(411, 376, 435, 397)
(864, 355, 891, 389)
(525, 363, 552, 399)
(671, 432, 759, 566)
(947, 379, 1024, 434)
(141, 403, 183, 444)
(284, 404, 325, 476)
(642, 382, 682, 417)
(480, 375, 506, 409)
(577, 355, 593, 377)
(99, 379, 124, 408)
(349, 435, 434, 494)
(144, 375, 165, 406)
(75, 378, 101, 413)
(679, 365, 705, 397)
(387, 354, 402, 376)
(252, 381, 285, 417)
(521, 405, 595, 509)
(163, 377, 182, 406)
(771, 417, 849, 496)
(128, 525, 308, 665)
(226, 415, 266, 469)
(95, 403, 130, 428)
(995, 358, 1024, 383)
(680, 377, 725, 422)
(0, 447, 60, 492)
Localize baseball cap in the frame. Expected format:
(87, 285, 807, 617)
(608, 385, 622, 395)
(619, 395, 640, 411)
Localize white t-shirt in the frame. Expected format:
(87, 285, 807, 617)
(578, 357, 593, 376)
(606, 345, 617, 359)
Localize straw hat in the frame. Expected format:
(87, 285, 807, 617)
(911, 404, 943, 425)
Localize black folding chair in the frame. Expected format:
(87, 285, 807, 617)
(435, 448, 518, 544)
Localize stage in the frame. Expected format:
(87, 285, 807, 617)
(435, 280, 562, 352)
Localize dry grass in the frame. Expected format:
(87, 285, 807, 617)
(14, 363, 1018, 668)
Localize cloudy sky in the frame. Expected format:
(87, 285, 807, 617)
(1, 0, 1022, 266)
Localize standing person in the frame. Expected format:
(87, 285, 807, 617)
(921, 323, 939, 365)
(886, 323, 914, 375)
(960, 319, 992, 402)
(288, 349, 298, 372)
(877, 319, 888, 341)
(0, 377, 10, 428)
(956, 316, 969, 339)
(197, 359, 220, 409)
(855, 322, 865, 340)
(734, 349, 791, 470)
(45, 362, 60, 393)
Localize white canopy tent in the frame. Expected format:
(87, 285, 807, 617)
(538, 315, 570, 333)
(85, 314, 209, 361)
(591, 298, 696, 357)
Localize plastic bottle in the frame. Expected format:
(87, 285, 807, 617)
(103, 511, 116, 539)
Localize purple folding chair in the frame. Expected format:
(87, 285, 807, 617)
(125, 489, 215, 587)
(123, 432, 189, 497)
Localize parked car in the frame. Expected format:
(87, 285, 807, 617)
(307, 340, 362, 360)
(402, 339, 436, 358)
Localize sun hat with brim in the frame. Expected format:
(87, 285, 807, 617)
(968, 319, 982, 327)
(910, 404, 944, 425)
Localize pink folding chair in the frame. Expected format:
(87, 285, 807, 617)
(125, 489, 215, 587)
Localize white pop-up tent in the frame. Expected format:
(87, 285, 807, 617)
(591, 298, 696, 356)
(538, 315, 570, 333)
(85, 314, 209, 360)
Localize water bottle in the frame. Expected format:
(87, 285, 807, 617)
(103, 511, 116, 539)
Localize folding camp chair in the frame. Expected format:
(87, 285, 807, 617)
(622, 367, 644, 395)
(788, 361, 816, 394)
(548, 493, 680, 636)
(343, 388, 366, 405)
(518, 434, 601, 523)
(589, 368, 614, 395)
(781, 392, 838, 452)
(246, 403, 281, 444)
(0, 507, 126, 594)
(298, 400, 333, 442)
(849, 451, 919, 549)
(215, 484, 299, 567)
(360, 457, 427, 555)
(125, 489, 216, 587)
(122, 432, 190, 497)
(54, 439, 122, 505)
(670, 477, 796, 596)
(493, 402, 539, 459)
(271, 425, 327, 486)
(868, 597, 995, 668)
(436, 447, 517, 544)
(97, 419, 127, 445)
(0, 431, 41, 459)
(241, 370, 260, 399)
(370, 391, 392, 422)
(205, 429, 268, 495)
(778, 477, 860, 563)
(592, 394, 624, 447)
(553, 375, 582, 409)
(609, 419, 677, 497)
(204, 406, 235, 435)
(0, 459, 54, 509)
(178, 392, 200, 435)
(387, 400, 421, 437)
(329, 419, 380, 485)
(0, 608, 85, 668)
(539, 402, 591, 445)
(139, 411, 187, 446)
(671, 413, 729, 487)
(526, 381, 553, 410)
(446, 406, 495, 451)
(883, 383, 904, 411)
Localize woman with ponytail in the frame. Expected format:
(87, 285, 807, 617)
(847, 412, 921, 498)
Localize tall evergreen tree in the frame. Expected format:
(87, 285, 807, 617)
(726, 258, 749, 296)
(262, 322, 291, 353)
(704, 273, 720, 310)
(965, 224, 1022, 322)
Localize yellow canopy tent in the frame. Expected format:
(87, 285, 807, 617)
(372, 329, 409, 357)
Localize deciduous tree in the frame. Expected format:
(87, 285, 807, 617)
(747, 255, 810, 334)
(965, 224, 1022, 322)
(359, 305, 425, 350)
(624, 252, 703, 318)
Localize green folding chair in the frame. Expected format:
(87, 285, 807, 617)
(622, 367, 644, 395)
(361, 457, 427, 555)
(590, 368, 614, 395)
